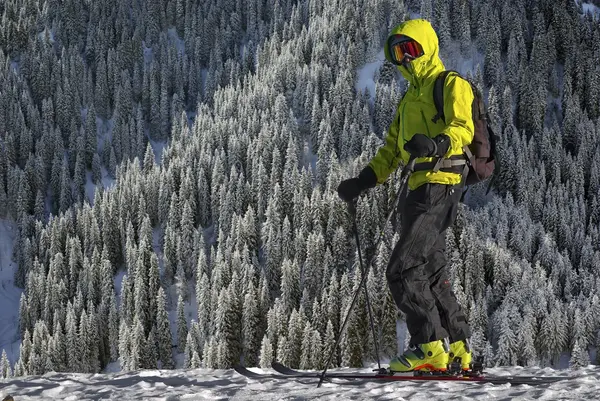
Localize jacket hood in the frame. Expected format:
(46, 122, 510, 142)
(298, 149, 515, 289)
(384, 19, 445, 86)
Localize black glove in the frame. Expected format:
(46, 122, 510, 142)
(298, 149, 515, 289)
(404, 134, 451, 158)
(337, 166, 377, 202)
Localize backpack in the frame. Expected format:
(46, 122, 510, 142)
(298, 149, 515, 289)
(431, 70, 499, 193)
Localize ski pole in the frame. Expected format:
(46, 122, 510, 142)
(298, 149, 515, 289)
(348, 199, 381, 372)
(318, 156, 417, 388)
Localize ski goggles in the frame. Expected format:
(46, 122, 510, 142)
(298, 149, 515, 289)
(388, 35, 424, 65)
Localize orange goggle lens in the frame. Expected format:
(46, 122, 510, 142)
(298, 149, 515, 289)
(389, 40, 423, 65)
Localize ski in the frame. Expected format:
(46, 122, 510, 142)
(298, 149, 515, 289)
(273, 361, 490, 382)
(233, 365, 348, 385)
(268, 362, 571, 386)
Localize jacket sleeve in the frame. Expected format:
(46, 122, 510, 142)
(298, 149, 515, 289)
(367, 105, 403, 185)
(439, 75, 475, 155)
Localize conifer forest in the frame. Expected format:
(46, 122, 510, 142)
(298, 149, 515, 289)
(0, 0, 599, 378)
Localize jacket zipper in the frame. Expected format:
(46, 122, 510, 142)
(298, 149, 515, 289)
(399, 101, 408, 155)
(420, 109, 431, 137)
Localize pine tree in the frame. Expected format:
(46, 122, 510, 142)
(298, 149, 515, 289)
(156, 287, 174, 369)
(108, 293, 119, 362)
(214, 285, 242, 367)
(78, 310, 90, 372)
(58, 157, 72, 213)
(517, 307, 538, 366)
(92, 153, 102, 185)
(66, 306, 80, 372)
(494, 307, 518, 366)
(163, 224, 177, 285)
(202, 337, 218, 369)
(95, 57, 110, 117)
(146, 327, 158, 369)
(196, 271, 211, 350)
(130, 317, 146, 370)
(118, 321, 131, 371)
(283, 309, 303, 369)
(29, 321, 48, 375)
(483, 11, 501, 87)
(280, 258, 300, 313)
(570, 338, 590, 368)
(134, 250, 150, 332)
(303, 231, 325, 300)
(540, 303, 567, 366)
(299, 321, 313, 369)
(323, 320, 337, 368)
(259, 334, 273, 368)
(242, 283, 261, 367)
(179, 200, 196, 278)
(85, 306, 100, 373)
(147, 252, 160, 331)
(433, 0, 450, 48)
(1, 349, 11, 378)
(420, 0, 433, 22)
(177, 294, 188, 352)
(184, 329, 199, 368)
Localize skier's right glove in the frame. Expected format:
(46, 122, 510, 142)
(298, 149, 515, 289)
(337, 166, 377, 202)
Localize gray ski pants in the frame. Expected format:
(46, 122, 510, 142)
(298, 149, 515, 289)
(386, 182, 471, 346)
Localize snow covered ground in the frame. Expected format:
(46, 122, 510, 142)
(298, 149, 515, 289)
(0, 365, 598, 400)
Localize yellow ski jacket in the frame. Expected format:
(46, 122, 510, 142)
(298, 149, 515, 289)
(368, 19, 474, 190)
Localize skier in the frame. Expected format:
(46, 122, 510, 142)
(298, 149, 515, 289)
(337, 19, 472, 372)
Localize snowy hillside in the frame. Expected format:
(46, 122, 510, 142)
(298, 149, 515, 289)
(1, 365, 599, 401)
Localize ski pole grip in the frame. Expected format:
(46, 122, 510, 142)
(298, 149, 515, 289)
(404, 155, 417, 176)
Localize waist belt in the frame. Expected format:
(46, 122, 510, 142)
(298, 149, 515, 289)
(414, 155, 470, 182)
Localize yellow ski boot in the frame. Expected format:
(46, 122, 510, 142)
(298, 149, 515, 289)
(389, 340, 449, 372)
(449, 339, 472, 371)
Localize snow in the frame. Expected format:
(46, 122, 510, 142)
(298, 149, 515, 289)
(582, 2, 600, 16)
(101, 168, 116, 190)
(0, 220, 21, 366)
(167, 28, 185, 54)
(84, 172, 97, 204)
(149, 139, 167, 165)
(37, 27, 55, 44)
(356, 50, 385, 100)
(9, 62, 18, 75)
(0, 366, 598, 400)
(113, 270, 127, 301)
(143, 43, 154, 65)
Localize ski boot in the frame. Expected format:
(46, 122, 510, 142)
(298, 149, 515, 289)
(389, 339, 449, 373)
(449, 339, 472, 371)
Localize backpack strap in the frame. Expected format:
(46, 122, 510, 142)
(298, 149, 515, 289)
(484, 125, 499, 195)
(431, 70, 460, 124)
(416, 70, 468, 177)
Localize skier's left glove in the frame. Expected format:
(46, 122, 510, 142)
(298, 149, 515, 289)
(404, 134, 450, 158)
(337, 166, 377, 202)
